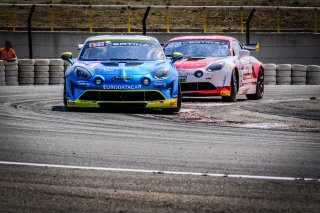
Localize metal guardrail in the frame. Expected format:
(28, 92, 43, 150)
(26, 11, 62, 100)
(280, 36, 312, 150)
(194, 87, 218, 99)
(0, 4, 319, 33)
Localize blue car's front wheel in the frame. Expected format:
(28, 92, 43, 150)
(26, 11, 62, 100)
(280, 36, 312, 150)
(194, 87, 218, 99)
(163, 83, 181, 114)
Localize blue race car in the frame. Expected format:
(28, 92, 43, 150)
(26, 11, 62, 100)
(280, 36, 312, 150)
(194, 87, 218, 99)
(61, 35, 183, 113)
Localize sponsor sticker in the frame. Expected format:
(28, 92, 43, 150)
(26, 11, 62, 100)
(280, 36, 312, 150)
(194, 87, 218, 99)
(112, 76, 133, 81)
(103, 85, 142, 90)
(179, 76, 187, 83)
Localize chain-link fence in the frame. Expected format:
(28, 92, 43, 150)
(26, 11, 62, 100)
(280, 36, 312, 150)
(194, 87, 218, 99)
(0, 4, 318, 33)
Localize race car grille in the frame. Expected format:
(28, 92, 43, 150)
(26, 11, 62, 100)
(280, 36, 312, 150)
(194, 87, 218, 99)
(181, 83, 217, 91)
(99, 103, 147, 108)
(79, 91, 166, 101)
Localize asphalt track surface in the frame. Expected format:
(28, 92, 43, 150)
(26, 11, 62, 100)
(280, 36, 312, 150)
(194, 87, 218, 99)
(0, 85, 319, 212)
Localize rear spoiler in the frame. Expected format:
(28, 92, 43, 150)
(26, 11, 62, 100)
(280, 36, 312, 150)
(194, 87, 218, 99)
(243, 43, 260, 52)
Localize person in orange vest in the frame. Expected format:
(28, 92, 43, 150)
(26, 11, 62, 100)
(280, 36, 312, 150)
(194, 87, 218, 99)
(0, 41, 17, 61)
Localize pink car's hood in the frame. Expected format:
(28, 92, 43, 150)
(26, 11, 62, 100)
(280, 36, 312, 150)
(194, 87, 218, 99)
(174, 57, 221, 69)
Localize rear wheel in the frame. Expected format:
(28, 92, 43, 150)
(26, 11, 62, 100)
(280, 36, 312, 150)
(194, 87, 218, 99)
(222, 71, 238, 102)
(246, 68, 264, 100)
(163, 83, 181, 114)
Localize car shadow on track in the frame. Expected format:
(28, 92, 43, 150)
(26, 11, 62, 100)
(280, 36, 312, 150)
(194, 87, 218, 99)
(51, 105, 173, 115)
(182, 96, 247, 103)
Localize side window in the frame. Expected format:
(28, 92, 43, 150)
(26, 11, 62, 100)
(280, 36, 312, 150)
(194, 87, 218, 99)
(232, 40, 241, 56)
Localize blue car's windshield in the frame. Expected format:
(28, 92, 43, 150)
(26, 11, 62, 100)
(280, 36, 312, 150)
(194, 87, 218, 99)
(79, 40, 165, 61)
(164, 40, 230, 57)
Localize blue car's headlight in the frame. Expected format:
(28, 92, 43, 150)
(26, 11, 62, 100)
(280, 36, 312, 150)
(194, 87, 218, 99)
(154, 67, 170, 79)
(74, 67, 91, 80)
(207, 62, 225, 72)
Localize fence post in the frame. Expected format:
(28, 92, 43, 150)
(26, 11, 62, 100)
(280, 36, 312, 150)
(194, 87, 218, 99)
(314, 9, 318, 33)
(127, 6, 131, 33)
(88, 6, 93, 33)
(28, 4, 36, 59)
(203, 7, 207, 33)
(11, 5, 16, 32)
(50, 5, 54, 32)
(240, 7, 244, 33)
(142, 6, 150, 35)
(276, 7, 280, 32)
(246, 9, 255, 45)
(166, 6, 170, 33)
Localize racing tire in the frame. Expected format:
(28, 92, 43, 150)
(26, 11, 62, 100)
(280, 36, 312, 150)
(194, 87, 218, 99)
(18, 59, 35, 66)
(49, 59, 64, 66)
(162, 83, 182, 114)
(35, 71, 49, 78)
(222, 71, 237, 102)
(246, 68, 264, 100)
(49, 78, 65, 85)
(262, 64, 276, 70)
(35, 65, 50, 72)
(5, 65, 18, 71)
(19, 72, 35, 78)
(0, 60, 4, 66)
(291, 64, 306, 71)
(276, 64, 291, 71)
(35, 59, 50, 66)
(0, 71, 4, 77)
(4, 60, 18, 66)
(5, 71, 18, 77)
(0, 66, 5, 72)
(34, 78, 49, 85)
(49, 65, 64, 72)
(0, 81, 5, 86)
(264, 70, 276, 76)
(291, 71, 306, 77)
(306, 65, 320, 72)
(49, 71, 65, 78)
(19, 78, 34, 85)
(306, 72, 320, 78)
(276, 70, 291, 77)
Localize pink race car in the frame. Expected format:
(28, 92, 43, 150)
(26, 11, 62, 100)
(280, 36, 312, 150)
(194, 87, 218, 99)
(164, 36, 264, 101)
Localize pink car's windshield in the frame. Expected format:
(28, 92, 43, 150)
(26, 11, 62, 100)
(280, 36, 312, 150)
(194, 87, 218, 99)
(164, 40, 230, 57)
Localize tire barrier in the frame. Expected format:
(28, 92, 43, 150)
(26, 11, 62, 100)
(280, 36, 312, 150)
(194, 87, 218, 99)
(49, 59, 65, 85)
(0, 60, 5, 86)
(291, 64, 307, 85)
(64, 60, 70, 73)
(306, 65, 320, 85)
(276, 64, 291, 85)
(4, 60, 18, 86)
(0, 61, 319, 86)
(18, 59, 35, 85)
(34, 59, 50, 85)
(262, 63, 276, 85)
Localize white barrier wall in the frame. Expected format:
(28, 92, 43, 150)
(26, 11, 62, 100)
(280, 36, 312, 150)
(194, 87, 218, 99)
(0, 32, 319, 65)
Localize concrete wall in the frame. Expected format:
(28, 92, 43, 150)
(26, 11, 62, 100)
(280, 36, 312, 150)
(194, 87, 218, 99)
(0, 31, 319, 65)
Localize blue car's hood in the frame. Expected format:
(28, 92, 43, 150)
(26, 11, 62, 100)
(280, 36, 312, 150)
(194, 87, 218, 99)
(76, 60, 166, 75)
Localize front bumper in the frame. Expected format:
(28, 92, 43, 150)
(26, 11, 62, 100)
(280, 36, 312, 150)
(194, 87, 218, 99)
(67, 90, 178, 109)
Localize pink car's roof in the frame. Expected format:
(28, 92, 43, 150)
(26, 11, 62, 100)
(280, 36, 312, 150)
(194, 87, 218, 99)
(167, 35, 234, 42)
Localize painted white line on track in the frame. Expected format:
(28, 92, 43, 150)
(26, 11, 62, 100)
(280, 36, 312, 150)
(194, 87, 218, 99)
(0, 161, 319, 182)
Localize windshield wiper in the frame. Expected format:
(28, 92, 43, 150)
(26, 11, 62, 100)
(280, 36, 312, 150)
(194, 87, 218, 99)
(109, 58, 139, 61)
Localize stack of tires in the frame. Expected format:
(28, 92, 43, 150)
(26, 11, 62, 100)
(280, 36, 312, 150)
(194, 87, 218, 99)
(276, 64, 291, 85)
(306, 65, 320, 85)
(4, 60, 19, 86)
(49, 59, 65, 85)
(63, 60, 70, 73)
(18, 59, 35, 85)
(0, 60, 5, 86)
(291, 64, 307, 85)
(34, 59, 50, 85)
(262, 64, 276, 85)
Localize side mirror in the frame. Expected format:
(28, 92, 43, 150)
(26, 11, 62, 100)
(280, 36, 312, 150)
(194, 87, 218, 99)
(239, 49, 250, 58)
(61, 52, 74, 65)
(243, 43, 260, 52)
(171, 52, 183, 63)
